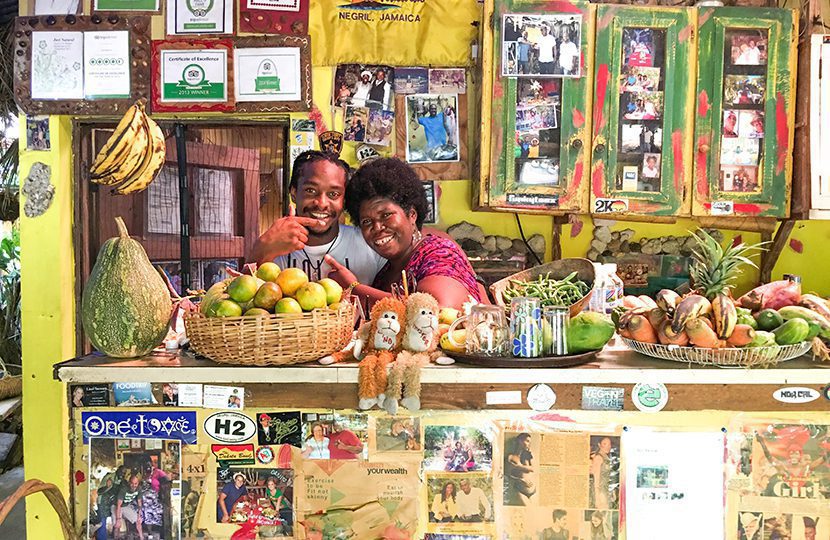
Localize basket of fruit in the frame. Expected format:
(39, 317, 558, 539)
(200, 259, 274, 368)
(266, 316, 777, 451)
(616, 230, 821, 367)
(185, 264, 356, 366)
(489, 258, 595, 317)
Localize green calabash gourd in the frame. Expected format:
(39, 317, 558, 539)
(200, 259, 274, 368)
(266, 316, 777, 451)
(82, 217, 172, 357)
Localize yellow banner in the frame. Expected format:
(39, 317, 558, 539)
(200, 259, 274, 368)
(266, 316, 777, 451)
(309, 0, 481, 67)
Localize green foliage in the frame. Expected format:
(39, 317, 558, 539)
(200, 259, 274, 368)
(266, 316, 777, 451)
(0, 223, 20, 371)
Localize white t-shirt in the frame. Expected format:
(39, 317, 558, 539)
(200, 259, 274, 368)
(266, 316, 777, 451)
(559, 41, 579, 74)
(537, 34, 556, 63)
(274, 225, 386, 285)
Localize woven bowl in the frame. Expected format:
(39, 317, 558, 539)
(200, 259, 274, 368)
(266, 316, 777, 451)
(184, 303, 356, 366)
(489, 258, 595, 317)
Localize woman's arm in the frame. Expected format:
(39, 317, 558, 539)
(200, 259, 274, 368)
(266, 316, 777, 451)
(416, 275, 474, 311)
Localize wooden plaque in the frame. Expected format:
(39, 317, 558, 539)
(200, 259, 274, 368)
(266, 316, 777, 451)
(13, 15, 152, 116)
(151, 38, 235, 113)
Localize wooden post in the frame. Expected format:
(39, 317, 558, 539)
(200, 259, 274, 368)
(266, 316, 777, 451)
(760, 220, 795, 283)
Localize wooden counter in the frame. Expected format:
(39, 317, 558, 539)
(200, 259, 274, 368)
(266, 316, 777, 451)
(54, 342, 830, 412)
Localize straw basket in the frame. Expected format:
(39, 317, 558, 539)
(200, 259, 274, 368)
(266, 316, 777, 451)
(0, 479, 78, 540)
(185, 304, 356, 366)
(489, 258, 596, 317)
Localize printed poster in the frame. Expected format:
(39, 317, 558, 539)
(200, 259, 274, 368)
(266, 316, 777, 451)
(497, 428, 621, 540)
(83, 31, 130, 99)
(160, 49, 228, 103)
(622, 429, 725, 540)
(30, 31, 84, 100)
(167, 0, 233, 34)
(234, 47, 302, 102)
(298, 460, 419, 539)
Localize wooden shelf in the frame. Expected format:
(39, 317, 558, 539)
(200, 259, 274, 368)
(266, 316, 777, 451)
(53, 342, 830, 412)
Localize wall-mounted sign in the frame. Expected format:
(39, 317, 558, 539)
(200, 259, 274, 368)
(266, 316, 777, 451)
(30, 31, 84, 100)
(632, 382, 669, 412)
(81, 411, 198, 443)
(83, 31, 131, 99)
(160, 49, 228, 103)
(582, 386, 624, 411)
(204, 411, 257, 443)
(234, 46, 301, 102)
(167, 0, 233, 35)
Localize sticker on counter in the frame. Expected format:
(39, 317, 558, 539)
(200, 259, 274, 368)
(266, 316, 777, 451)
(203, 384, 244, 410)
(71, 384, 110, 407)
(177, 383, 203, 407)
(257, 412, 301, 447)
(204, 411, 257, 444)
(582, 386, 625, 411)
(506, 193, 559, 207)
(527, 383, 556, 411)
(212, 444, 255, 466)
(113, 382, 157, 406)
(216, 467, 293, 530)
(81, 411, 198, 444)
(256, 446, 275, 464)
(772, 387, 820, 404)
(594, 198, 629, 214)
(710, 200, 734, 216)
(632, 382, 669, 412)
(485, 390, 523, 405)
(161, 383, 179, 406)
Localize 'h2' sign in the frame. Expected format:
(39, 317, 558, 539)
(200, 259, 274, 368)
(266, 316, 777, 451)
(204, 412, 256, 443)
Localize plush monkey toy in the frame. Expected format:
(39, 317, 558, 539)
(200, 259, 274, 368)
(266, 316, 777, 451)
(384, 293, 443, 415)
(350, 297, 407, 410)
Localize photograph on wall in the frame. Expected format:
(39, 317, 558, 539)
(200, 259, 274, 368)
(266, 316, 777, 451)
(214, 467, 293, 536)
(640, 153, 661, 182)
(429, 68, 467, 94)
(619, 66, 660, 93)
(738, 110, 764, 138)
(517, 130, 558, 160)
(622, 28, 662, 67)
(159, 49, 228, 104)
(501, 13, 582, 77)
(621, 123, 661, 154)
(71, 384, 110, 407)
(26, 116, 50, 151)
(394, 67, 429, 94)
(405, 94, 460, 164)
(720, 137, 760, 166)
(203, 384, 244, 409)
(589, 435, 621, 510)
(234, 47, 302, 102)
(301, 412, 368, 460)
(160, 383, 178, 406)
(87, 437, 181, 540)
(373, 416, 422, 453)
(622, 430, 725, 540)
(515, 158, 560, 186)
(427, 474, 494, 525)
(256, 412, 301, 447)
(344, 106, 368, 143)
(113, 383, 156, 406)
(622, 91, 663, 121)
(719, 165, 759, 192)
(423, 425, 493, 473)
(516, 106, 558, 132)
(730, 32, 768, 66)
(423, 181, 439, 225)
(365, 109, 395, 147)
(333, 64, 395, 110)
(724, 75, 766, 106)
(737, 511, 830, 540)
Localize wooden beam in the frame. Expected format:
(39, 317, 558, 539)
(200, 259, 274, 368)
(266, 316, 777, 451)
(790, 1, 816, 219)
(760, 219, 796, 283)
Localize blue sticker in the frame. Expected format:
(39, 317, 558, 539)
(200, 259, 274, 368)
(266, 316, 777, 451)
(81, 411, 197, 444)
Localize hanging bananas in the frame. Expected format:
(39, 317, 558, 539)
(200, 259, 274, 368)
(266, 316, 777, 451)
(89, 100, 166, 195)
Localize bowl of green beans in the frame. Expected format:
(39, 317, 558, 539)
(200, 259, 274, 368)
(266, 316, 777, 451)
(489, 258, 595, 317)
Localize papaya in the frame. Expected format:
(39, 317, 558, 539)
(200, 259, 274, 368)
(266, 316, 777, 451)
(567, 312, 615, 353)
(81, 217, 172, 357)
(772, 318, 810, 345)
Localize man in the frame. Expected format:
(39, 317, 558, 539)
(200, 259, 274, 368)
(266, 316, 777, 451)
(456, 479, 491, 522)
(367, 68, 392, 111)
(517, 31, 532, 74)
(352, 70, 373, 107)
(251, 151, 385, 285)
(114, 474, 143, 539)
(536, 25, 556, 74)
(217, 472, 248, 523)
(328, 419, 364, 460)
(557, 30, 579, 76)
(803, 516, 818, 540)
(418, 103, 449, 150)
(539, 509, 569, 540)
(723, 111, 738, 137)
(746, 39, 762, 64)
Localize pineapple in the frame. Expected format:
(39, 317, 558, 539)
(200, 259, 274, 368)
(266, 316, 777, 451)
(689, 228, 765, 299)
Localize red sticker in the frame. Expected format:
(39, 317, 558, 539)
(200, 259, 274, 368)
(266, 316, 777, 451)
(74, 470, 85, 485)
(570, 216, 584, 238)
(732, 235, 742, 247)
(789, 238, 803, 254)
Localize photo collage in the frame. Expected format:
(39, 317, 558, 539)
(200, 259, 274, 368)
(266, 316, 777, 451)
(718, 29, 769, 193)
(424, 425, 496, 536)
(617, 28, 666, 193)
(499, 431, 621, 540)
(334, 64, 464, 165)
(514, 78, 562, 187)
(501, 14, 582, 78)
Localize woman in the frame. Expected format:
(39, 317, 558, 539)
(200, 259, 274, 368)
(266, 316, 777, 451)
(327, 158, 484, 310)
(446, 441, 468, 472)
(589, 510, 612, 540)
(505, 433, 535, 505)
(302, 422, 330, 460)
(265, 476, 293, 536)
(590, 437, 617, 509)
(72, 387, 85, 407)
(430, 482, 458, 522)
